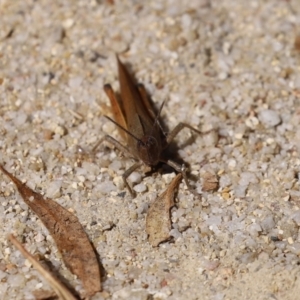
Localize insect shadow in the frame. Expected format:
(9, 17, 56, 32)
(94, 56, 211, 198)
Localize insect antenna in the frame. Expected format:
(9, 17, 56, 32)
(150, 101, 165, 136)
(104, 116, 145, 145)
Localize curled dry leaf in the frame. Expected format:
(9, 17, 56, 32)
(8, 234, 77, 300)
(146, 173, 182, 247)
(0, 165, 101, 297)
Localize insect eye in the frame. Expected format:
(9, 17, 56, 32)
(138, 136, 157, 149)
(138, 140, 145, 147)
(147, 138, 153, 146)
(147, 138, 154, 146)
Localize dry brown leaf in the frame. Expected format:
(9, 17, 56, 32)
(8, 234, 77, 300)
(32, 289, 57, 300)
(146, 174, 182, 247)
(0, 165, 101, 297)
(202, 171, 219, 192)
(295, 34, 300, 52)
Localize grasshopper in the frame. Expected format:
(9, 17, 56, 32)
(94, 56, 205, 197)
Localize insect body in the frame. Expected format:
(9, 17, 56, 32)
(95, 56, 204, 197)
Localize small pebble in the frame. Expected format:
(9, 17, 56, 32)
(46, 181, 62, 198)
(133, 183, 147, 193)
(128, 172, 142, 184)
(258, 109, 281, 128)
(113, 176, 125, 189)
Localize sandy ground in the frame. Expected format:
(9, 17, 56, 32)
(2, 0, 300, 299)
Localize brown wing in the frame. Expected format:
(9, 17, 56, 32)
(117, 56, 162, 146)
(103, 84, 128, 141)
